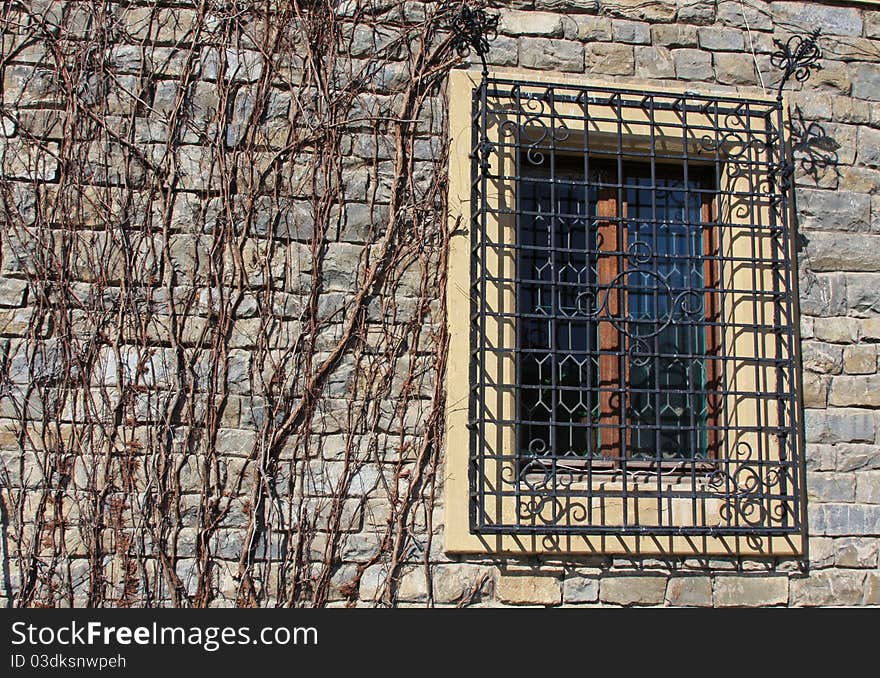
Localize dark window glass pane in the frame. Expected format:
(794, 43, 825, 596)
(518, 157, 598, 459)
(624, 173, 708, 460)
(518, 158, 714, 464)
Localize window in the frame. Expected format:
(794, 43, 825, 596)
(445, 70, 805, 556)
(518, 158, 719, 467)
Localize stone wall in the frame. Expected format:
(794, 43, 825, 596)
(1, 0, 878, 607)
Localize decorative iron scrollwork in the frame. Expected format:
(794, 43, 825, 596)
(771, 29, 823, 99)
(707, 442, 794, 527)
(448, 4, 499, 73)
(468, 76, 803, 537)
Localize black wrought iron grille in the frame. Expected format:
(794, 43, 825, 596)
(468, 77, 804, 536)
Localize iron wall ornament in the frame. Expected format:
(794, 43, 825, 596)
(771, 29, 823, 99)
(448, 3, 499, 74)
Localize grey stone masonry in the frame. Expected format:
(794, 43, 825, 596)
(0, 0, 879, 608)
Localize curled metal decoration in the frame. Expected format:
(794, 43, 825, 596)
(706, 441, 791, 527)
(699, 114, 770, 182)
(499, 89, 572, 166)
(771, 29, 822, 99)
(448, 4, 499, 74)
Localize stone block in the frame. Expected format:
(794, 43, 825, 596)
(805, 233, 880, 273)
(797, 189, 872, 232)
(832, 96, 871, 125)
(714, 52, 757, 85)
(799, 271, 846, 317)
(802, 372, 828, 408)
(665, 577, 712, 606)
(716, 0, 773, 31)
(836, 443, 880, 472)
(612, 20, 651, 44)
(499, 10, 565, 37)
(496, 574, 562, 605)
(852, 64, 880, 102)
(806, 471, 856, 503)
(866, 11, 880, 39)
(834, 537, 879, 568)
(520, 39, 584, 72)
(860, 127, 880, 169)
(801, 316, 814, 339)
(856, 471, 880, 504)
(865, 572, 880, 605)
(585, 43, 634, 76)
(563, 572, 599, 603)
(845, 273, 880, 315)
(769, 2, 863, 37)
(838, 167, 880, 195)
(0, 138, 58, 182)
(809, 537, 835, 568)
(600, 576, 667, 606)
(698, 26, 744, 51)
(862, 318, 880, 342)
(790, 570, 866, 606)
(673, 49, 713, 81)
(813, 317, 860, 343)
(574, 16, 612, 42)
(432, 564, 492, 605)
(123, 6, 198, 43)
(843, 345, 877, 375)
(805, 443, 834, 471)
(829, 375, 880, 408)
(536, 0, 600, 11)
(604, 0, 677, 22)
(0, 278, 27, 307)
(485, 36, 518, 67)
(802, 341, 844, 374)
(713, 576, 788, 607)
(652, 23, 698, 47)
(804, 409, 875, 444)
(635, 46, 675, 79)
(811, 503, 880, 536)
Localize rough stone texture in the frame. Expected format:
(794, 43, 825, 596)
(563, 572, 600, 603)
(520, 38, 585, 72)
(805, 233, 880, 273)
(797, 189, 872, 232)
(585, 43, 635, 75)
(713, 576, 789, 607)
(666, 577, 713, 607)
(673, 48, 713, 80)
(769, 2, 863, 37)
(698, 26, 745, 51)
(600, 576, 667, 606)
(500, 10, 565, 38)
(496, 574, 563, 605)
(834, 537, 879, 568)
(652, 24, 698, 48)
(790, 570, 867, 606)
(713, 52, 757, 85)
(612, 20, 651, 45)
(843, 345, 877, 375)
(829, 376, 880, 408)
(635, 46, 675, 79)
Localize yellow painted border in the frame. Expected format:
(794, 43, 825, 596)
(443, 68, 804, 557)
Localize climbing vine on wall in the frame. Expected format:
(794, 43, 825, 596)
(0, 0, 474, 607)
